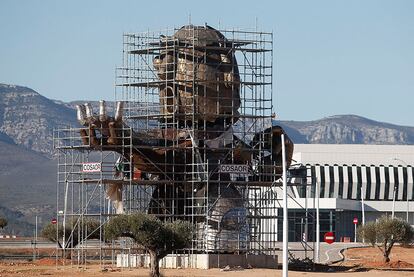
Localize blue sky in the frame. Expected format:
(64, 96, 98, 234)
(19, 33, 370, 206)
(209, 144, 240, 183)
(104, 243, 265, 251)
(1, 0, 413, 125)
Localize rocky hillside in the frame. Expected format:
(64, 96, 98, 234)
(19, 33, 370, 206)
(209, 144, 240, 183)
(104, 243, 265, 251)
(0, 139, 56, 235)
(1, 83, 414, 235)
(0, 84, 117, 235)
(278, 115, 414, 145)
(2, 83, 414, 159)
(0, 84, 77, 157)
(0, 84, 73, 235)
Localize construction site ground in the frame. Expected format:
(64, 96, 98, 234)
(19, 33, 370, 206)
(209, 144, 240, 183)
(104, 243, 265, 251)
(1, 245, 414, 276)
(0, 261, 413, 277)
(341, 245, 414, 269)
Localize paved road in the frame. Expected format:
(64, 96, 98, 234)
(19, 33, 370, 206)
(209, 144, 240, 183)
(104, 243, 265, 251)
(272, 242, 365, 264)
(0, 240, 363, 264)
(0, 239, 106, 249)
(0, 240, 55, 249)
(319, 242, 364, 264)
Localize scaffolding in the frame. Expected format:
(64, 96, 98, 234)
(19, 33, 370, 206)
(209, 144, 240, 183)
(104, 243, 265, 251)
(53, 25, 313, 267)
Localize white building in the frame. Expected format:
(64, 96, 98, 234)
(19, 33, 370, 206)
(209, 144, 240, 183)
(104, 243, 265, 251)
(284, 144, 414, 242)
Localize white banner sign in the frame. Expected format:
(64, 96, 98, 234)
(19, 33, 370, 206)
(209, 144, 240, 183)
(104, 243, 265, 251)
(82, 162, 102, 173)
(219, 164, 250, 175)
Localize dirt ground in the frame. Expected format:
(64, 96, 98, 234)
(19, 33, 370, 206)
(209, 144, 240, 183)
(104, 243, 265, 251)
(0, 261, 413, 277)
(342, 245, 414, 269)
(1, 246, 414, 276)
(0, 264, 410, 277)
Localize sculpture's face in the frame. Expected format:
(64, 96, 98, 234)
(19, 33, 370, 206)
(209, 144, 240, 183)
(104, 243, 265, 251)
(153, 25, 241, 123)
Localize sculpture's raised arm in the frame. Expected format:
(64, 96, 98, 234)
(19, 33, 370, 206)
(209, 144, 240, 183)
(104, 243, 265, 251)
(76, 100, 124, 147)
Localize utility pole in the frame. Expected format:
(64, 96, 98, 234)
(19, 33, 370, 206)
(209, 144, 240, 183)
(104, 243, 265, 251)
(281, 134, 288, 277)
(315, 180, 320, 263)
(63, 181, 69, 252)
(392, 184, 396, 219)
(33, 215, 38, 260)
(354, 222, 357, 243)
(361, 185, 365, 243)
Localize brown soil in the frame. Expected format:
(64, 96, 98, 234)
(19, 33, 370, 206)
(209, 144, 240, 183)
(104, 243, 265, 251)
(1, 246, 414, 276)
(363, 260, 413, 268)
(0, 261, 414, 277)
(35, 258, 71, 266)
(343, 245, 414, 269)
(388, 260, 413, 268)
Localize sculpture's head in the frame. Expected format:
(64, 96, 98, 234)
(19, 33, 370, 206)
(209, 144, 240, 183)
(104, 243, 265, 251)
(153, 25, 241, 123)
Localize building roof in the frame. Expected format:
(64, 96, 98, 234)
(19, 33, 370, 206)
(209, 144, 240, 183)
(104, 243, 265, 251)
(293, 144, 414, 166)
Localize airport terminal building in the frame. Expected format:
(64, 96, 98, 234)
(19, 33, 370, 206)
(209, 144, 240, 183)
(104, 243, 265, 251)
(284, 144, 414, 242)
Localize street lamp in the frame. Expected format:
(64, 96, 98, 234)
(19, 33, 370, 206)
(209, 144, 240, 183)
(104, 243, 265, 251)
(281, 134, 288, 277)
(392, 158, 409, 222)
(361, 183, 365, 243)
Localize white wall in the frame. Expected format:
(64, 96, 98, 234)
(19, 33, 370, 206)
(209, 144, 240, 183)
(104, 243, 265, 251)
(293, 144, 414, 166)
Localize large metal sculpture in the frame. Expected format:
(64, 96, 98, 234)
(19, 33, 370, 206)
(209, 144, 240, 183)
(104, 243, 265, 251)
(75, 25, 294, 252)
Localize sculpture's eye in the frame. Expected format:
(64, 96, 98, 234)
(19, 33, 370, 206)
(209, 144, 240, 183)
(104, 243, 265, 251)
(153, 55, 160, 62)
(153, 56, 162, 70)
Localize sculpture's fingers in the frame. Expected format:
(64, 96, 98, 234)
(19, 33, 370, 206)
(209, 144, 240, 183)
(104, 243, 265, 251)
(99, 100, 108, 122)
(85, 102, 99, 126)
(76, 104, 87, 126)
(77, 104, 90, 145)
(99, 100, 110, 137)
(114, 101, 124, 122)
(85, 102, 93, 119)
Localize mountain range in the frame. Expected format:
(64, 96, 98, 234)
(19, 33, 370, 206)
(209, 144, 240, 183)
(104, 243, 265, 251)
(278, 115, 414, 145)
(1, 83, 414, 235)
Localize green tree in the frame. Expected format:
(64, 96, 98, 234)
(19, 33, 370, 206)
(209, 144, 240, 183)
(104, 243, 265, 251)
(0, 217, 7, 229)
(358, 216, 414, 263)
(105, 213, 192, 277)
(41, 218, 101, 249)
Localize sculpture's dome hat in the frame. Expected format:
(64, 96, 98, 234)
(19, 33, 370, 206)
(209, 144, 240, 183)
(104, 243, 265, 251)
(172, 24, 227, 47)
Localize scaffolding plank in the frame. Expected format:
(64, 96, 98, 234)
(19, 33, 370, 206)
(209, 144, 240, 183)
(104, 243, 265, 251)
(128, 45, 271, 55)
(117, 80, 271, 87)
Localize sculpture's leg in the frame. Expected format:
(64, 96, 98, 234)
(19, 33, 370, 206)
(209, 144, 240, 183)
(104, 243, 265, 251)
(106, 183, 124, 214)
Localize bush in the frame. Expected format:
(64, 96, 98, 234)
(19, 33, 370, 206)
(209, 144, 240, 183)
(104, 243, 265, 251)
(358, 216, 414, 263)
(0, 217, 7, 229)
(41, 218, 101, 249)
(105, 213, 192, 277)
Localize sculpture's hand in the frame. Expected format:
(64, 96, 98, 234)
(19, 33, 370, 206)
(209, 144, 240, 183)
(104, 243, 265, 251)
(76, 101, 124, 147)
(76, 101, 172, 174)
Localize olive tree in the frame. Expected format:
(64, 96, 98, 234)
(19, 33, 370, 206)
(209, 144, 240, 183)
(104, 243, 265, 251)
(358, 216, 414, 263)
(105, 213, 192, 277)
(42, 218, 101, 249)
(0, 217, 7, 229)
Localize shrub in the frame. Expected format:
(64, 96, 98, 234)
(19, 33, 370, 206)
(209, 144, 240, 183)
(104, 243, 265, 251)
(105, 213, 192, 277)
(358, 216, 414, 263)
(0, 217, 7, 229)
